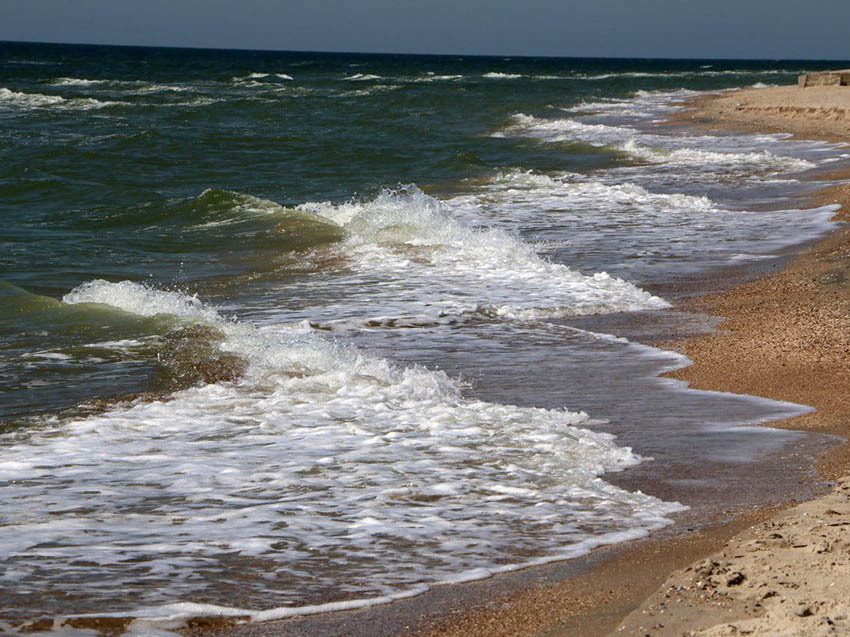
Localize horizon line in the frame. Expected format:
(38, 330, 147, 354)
(3, 39, 850, 63)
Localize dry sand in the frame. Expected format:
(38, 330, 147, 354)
(187, 85, 850, 637)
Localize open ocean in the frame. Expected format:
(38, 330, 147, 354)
(2, 42, 849, 632)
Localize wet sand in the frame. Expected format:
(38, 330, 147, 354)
(189, 85, 850, 637)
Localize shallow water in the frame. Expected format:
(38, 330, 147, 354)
(1, 42, 849, 628)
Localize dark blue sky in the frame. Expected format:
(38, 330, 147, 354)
(2, 0, 849, 59)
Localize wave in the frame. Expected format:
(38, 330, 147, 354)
(51, 77, 192, 93)
(233, 72, 294, 82)
(61, 186, 665, 326)
(50, 77, 108, 86)
(134, 84, 191, 94)
(618, 139, 816, 172)
(1, 280, 182, 339)
(444, 169, 839, 282)
(75, 188, 344, 261)
(480, 169, 718, 213)
(63, 280, 221, 324)
(297, 186, 669, 322)
(3, 278, 684, 628)
(342, 73, 383, 81)
(342, 85, 401, 97)
(481, 73, 569, 80)
(411, 73, 464, 82)
(0, 280, 212, 412)
(575, 69, 799, 80)
(502, 113, 816, 174)
(165, 97, 224, 107)
(0, 87, 125, 110)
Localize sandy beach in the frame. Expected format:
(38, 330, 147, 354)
(677, 85, 850, 141)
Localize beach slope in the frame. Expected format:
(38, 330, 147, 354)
(678, 84, 850, 140)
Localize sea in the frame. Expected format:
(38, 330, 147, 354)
(2, 42, 849, 633)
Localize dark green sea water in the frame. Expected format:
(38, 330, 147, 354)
(1, 42, 848, 629)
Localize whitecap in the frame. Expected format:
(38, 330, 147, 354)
(297, 185, 669, 323)
(483, 72, 523, 79)
(500, 112, 816, 174)
(412, 74, 464, 82)
(342, 73, 383, 81)
(0, 87, 124, 110)
(63, 280, 221, 324)
(51, 77, 108, 86)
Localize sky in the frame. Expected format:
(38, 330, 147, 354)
(1, 0, 849, 60)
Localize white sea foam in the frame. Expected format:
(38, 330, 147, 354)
(63, 280, 221, 324)
(343, 73, 383, 81)
(483, 72, 523, 79)
(411, 73, 464, 82)
(0, 279, 684, 625)
(346, 85, 401, 96)
(51, 77, 108, 86)
(135, 84, 191, 94)
(0, 87, 65, 107)
(22, 351, 73, 361)
(0, 87, 123, 110)
(232, 72, 293, 83)
(444, 168, 839, 278)
(618, 139, 816, 172)
(575, 69, 797, 81)
(297, 186, 669, 323)
(173, 97, 224, 107)
(503, 112, 816, 174)
(52, 78, 190, 93)
(475, 170, 717, 214)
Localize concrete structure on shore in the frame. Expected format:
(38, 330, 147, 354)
(798, 70, 850, 87)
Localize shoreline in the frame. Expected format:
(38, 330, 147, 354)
(185, 85, 850, 637)
(419, 98, 850, 634)
(610, 88, 850, 635)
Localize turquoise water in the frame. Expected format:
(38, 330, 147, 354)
(1, 42, 848, 629)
